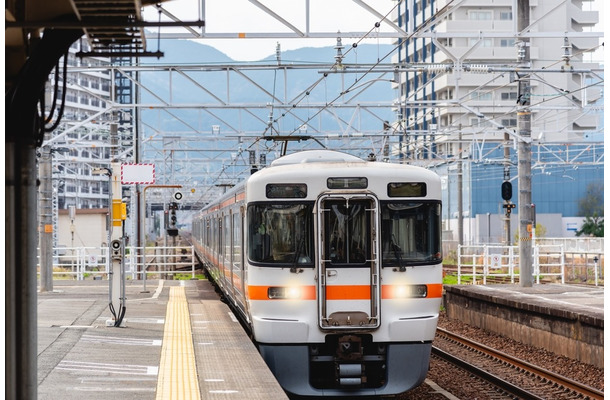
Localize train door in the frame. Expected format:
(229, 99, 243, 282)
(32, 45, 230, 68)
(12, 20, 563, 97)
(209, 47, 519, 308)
(316, 194, 380, 330)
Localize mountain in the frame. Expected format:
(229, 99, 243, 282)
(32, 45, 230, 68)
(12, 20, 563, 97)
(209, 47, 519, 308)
(142, 38, 395, 65)
(138, 39, 397, 141)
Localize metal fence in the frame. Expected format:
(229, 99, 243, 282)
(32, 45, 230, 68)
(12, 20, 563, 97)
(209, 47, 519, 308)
(37, 245, 198, 280)
(457, 245, 519, 285)
(457, 242, 603, 286)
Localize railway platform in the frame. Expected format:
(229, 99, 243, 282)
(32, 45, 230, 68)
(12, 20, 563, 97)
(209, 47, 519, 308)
(37, 279, 288, 400)
(443, 283, 604, 368)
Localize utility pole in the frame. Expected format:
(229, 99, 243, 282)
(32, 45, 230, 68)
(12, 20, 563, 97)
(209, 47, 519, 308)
(457, 125, 463, 246)
(517, 0, 534, 287)
(503, 132, 512, 246)
(38, 136, 53, 293)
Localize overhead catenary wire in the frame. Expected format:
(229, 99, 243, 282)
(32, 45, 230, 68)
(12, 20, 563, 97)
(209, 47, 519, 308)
(140, 1, 602, 197)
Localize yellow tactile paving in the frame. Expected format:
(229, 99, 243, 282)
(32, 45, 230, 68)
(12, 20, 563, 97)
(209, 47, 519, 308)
(156, 286, 202, 400)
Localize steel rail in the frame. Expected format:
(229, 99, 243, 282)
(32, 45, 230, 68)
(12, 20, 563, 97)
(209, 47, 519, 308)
(435, 327, 604, 400)
(431, 346, 544, 400)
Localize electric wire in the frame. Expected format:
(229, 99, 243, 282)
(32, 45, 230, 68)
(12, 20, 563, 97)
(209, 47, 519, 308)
(142, 2, 602, 200)
(38, 50, 70, 147)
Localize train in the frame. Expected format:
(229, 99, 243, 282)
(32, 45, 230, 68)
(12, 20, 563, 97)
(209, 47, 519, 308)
(190, 149, 443, 397)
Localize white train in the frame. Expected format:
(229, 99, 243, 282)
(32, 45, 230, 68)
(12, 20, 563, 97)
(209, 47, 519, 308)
(191, 150, 443, 397)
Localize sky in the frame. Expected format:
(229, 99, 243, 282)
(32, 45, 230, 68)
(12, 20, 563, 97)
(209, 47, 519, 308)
(142, 0, 398, 61)
(143, 0, 606, 62)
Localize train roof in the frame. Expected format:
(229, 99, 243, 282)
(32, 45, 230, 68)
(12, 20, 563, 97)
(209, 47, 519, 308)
(196, 150, 442, 215)
(270, 150, 365, 166)
(248, 150, 441, 200)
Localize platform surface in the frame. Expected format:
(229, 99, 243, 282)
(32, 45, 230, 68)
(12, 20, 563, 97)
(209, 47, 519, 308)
(37, 279, 288, 400)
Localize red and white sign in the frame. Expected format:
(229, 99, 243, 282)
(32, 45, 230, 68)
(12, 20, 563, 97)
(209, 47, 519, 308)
(121, 163, 155, 184)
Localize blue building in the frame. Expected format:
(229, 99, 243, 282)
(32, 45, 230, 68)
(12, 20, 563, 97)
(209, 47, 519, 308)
(432, 141, 604, 245)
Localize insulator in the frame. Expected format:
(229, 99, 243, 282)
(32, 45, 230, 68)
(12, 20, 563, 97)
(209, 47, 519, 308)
(562, 37, 572, 64)
(467, 64, 490, 73)
(334, 35, 344, 64)
(425, 64, 451, 74)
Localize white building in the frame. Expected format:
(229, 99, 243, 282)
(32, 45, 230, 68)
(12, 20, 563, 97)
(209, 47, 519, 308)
(46, 40, 133, 210)
(392, 0, 600, 157)
(391, 0, 603, 248)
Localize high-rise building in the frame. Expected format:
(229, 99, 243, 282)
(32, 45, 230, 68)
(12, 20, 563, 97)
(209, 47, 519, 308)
(45, 40, 133, 210)
(393, 0, 600, 153)
(391, 0, 603, 245)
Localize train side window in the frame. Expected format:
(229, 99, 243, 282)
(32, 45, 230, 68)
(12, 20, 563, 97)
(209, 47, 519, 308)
(232, 212, 242, 272)
(223, 214, 231, 268)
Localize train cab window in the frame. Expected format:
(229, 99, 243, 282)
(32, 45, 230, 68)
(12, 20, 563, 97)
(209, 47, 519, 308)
(248, 203, 314, 267)
(324, 199, 371, 266)
(380, 202, 442, 267)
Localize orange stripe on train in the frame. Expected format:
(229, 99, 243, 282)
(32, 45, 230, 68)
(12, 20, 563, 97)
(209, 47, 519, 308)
(326, 285, 371, 300)
(248, 285, 316, 300)
(247, 284, 443, 300)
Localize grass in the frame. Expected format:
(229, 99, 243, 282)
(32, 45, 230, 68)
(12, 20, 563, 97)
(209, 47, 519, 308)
(443, 273, 474, 285)
(174, 273, 207, 280)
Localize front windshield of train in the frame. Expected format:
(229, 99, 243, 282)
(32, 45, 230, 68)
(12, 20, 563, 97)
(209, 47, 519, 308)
(380, 201, 442, 267)
(248, 203, 314, 266)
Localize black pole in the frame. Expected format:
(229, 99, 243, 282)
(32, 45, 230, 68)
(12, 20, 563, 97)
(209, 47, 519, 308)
(5, 25, 83, 400)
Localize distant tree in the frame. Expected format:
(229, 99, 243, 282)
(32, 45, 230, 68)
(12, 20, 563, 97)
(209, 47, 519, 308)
(576, 182, 604, 237)
(578, 182, 603, 217)
(576, 214, 604, 237)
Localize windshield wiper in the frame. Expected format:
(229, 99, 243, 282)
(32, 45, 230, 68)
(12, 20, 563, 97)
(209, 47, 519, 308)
(291, 237, 305, 273)
(391, 234, 406, 272)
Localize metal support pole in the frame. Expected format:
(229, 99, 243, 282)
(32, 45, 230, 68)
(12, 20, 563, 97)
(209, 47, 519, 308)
(39, 140, 54, 292)
(140, 190, 149, 293)
(503, 132, 512, 246)
(6, 140, 39, 400)
(517, 0, 534, 287)
(5, 26, 83, 400)
(457, 126, 463, 246)
(108, 123, 126, 326)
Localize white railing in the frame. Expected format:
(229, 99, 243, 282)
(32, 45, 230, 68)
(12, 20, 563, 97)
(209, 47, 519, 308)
(533, 244, 565, 284)
(37, 245, 197, 280)
(457, 244, 568, 285)
(457, 245, 518, 284)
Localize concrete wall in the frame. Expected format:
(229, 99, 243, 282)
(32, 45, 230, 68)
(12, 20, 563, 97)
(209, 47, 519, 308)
(443, 285, 603, 368)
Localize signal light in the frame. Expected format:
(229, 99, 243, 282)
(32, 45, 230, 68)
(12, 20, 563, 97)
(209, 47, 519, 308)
(111, 239, 123, 260)
(167, 202, 179, 236)
(501, 181, 512, 201)
(503, 203, 516, 214)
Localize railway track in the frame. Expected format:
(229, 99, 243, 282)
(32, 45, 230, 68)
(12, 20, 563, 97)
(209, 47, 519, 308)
(432, 327, 604, 399)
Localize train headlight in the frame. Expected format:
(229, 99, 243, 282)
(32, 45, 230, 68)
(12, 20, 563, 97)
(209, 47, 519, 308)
(267, 286, 302, 299)
(393, 285, 409, 298)
(392, 284, 428, 299)
(410, 284, 428, 298)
